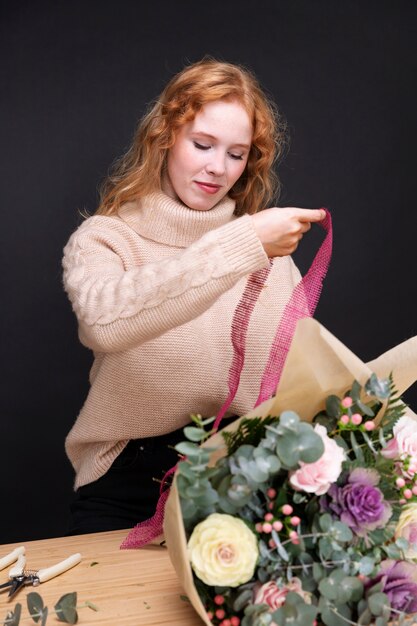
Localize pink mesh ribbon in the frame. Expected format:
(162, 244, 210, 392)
(121, 209, 332, 549)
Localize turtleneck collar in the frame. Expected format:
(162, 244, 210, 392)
(117, 191, 236, 247)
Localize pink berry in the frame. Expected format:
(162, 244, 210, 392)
(364, 421, 375, 431)
(268, 539, 276, 548)
(340, 415, 350, 425)
(290, 516, 301, 526)
(268, 501, 274, 510)
(262, 522, 272, 533)
(400, 498, 407, 504)
(207, 611, 213, 620)
(412, 485, 417, 495)
(231, 618, 241, 626)
(282, 504, 293, 515)
(351, 413, 362, 426)
(267, 488, 277, 499)
(289, 531, 300, 545)
(396, 477, 406, 488)
(214, 595, 225, 606)
(216, 609, 226, 620)
(273, 520, 283, 531)
(341, 397, 353, 408)
(404, 489, 413, 499)
(264, 513, 273, 521)
(221, 620, 231, 626)
(255, 523, 263, 532)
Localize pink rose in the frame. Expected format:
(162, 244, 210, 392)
(254, 578, 310, 615)
(289, 424, 345, 495)
(382, 415, 417, 476)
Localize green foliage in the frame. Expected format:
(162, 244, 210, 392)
(2, 592, 96, 625)
(177, 373, 417, 626)
(54, 593, 78, 624)
(222, 416, 278, 455)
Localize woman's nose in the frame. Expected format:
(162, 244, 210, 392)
(205, 151, 226, 176)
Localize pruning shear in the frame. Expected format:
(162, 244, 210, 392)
(0, 546, 82, 599)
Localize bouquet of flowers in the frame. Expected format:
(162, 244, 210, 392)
(163, 319, 417, 626)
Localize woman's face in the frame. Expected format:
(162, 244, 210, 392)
(163, 99, 252, 211)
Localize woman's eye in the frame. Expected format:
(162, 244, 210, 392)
(229, 153, 244, 161)
(193, 141, 210, 151)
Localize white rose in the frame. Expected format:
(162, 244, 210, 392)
(187, 513, 258, 587)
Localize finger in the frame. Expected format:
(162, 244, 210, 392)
(292, 208, 326, 223)
(300, 222, 312, 234)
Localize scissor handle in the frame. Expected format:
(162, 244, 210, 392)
(9, 554, 26, 578)
(0, 547, 25, 572)
(37, 553, 82, 583)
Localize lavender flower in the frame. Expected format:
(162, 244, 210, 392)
(367, 560, 417, 614)
(324, 468, 392, 536)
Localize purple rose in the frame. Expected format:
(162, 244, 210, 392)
(324, 468, 392, 536)
(367, 560, 417, 614)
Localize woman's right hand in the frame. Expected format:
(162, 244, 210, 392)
(251, 207, 326, 258)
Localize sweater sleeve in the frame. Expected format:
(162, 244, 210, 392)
(62, 214, 269, 353)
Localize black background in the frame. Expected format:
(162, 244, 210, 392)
(1, 0, 416, 543)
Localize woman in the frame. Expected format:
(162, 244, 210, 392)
(63, 57, 325, 534)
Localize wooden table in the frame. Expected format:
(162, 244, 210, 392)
(0, 530, 203, 625)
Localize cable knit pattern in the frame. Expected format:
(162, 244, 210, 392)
(63, 192, 302, 488)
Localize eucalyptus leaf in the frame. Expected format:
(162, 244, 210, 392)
(330, 521, 353, 543)
(350, 380, 362, 402)
(350, 431, 365, 462)
(27, 593, 44, 623)
(395, 537, 409, 552)
(313, 562, 325, 582)
(326, 395, 342, 418)
(296, 425, 325, 464)
(183, 426, 207, 442)
(279, 411, 301, 431)
(382, 542, 403, 559)
(174, 441, 201, 458)
(356, 400, 375, 417)
(55, 592, 78, 624)
(3, 604, 21, 626)
(358, 556, 376, 576)
(368, 591, 390, 616)
(233, 587, 253, 612)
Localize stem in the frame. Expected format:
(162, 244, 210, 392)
(329, 607, 359, 625)
(273, 558, 348, 572)
(281, 532, 327, 547)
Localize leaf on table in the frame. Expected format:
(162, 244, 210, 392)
(54, 592, 78, 624)
(3, 603, 21, 626)
(27, 593, 44, 623)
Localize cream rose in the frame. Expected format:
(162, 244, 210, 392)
(187, 513, 258, 587)
(289, 424, 345, 495)
(396, 503, 417, 559)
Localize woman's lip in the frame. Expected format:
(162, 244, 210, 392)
(194, 181, 221, 194)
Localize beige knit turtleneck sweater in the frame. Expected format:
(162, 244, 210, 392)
(62, 192, 301, 488)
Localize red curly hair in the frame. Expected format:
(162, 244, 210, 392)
(97, 58, 288, 217)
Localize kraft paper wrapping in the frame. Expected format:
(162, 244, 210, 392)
(163, 318, 417, 626)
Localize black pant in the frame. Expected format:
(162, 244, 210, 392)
(68, 427, 184, 535)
